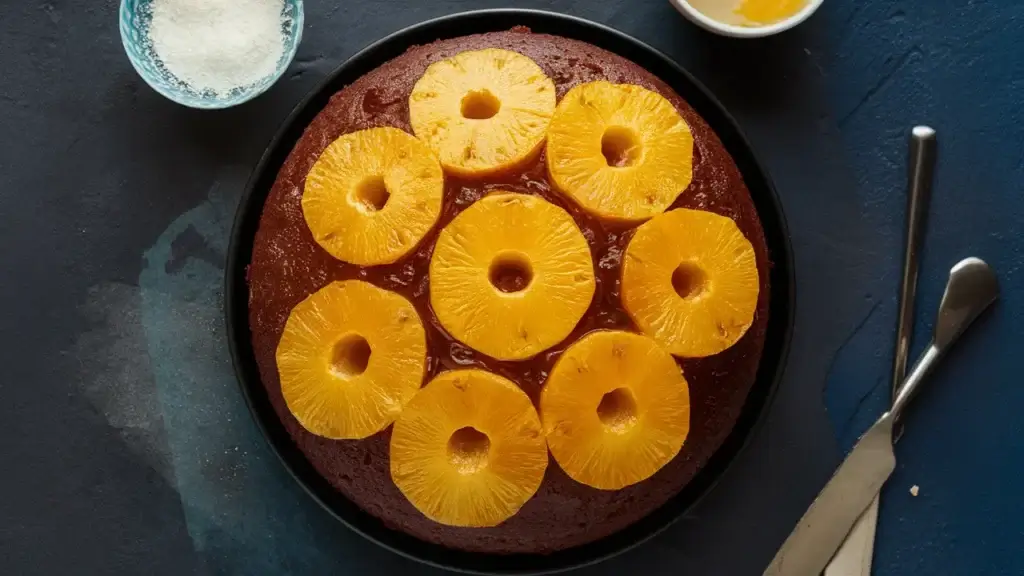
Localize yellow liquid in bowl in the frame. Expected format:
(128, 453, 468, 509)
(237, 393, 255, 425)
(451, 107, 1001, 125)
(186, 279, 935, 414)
(686, 0, 807, 27)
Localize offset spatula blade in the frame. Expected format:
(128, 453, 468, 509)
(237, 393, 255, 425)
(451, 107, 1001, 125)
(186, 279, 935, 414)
(763, 417, 897, 576)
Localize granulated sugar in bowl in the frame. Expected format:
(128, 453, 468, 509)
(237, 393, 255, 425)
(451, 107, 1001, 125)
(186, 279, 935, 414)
(119, 0, 303, 108)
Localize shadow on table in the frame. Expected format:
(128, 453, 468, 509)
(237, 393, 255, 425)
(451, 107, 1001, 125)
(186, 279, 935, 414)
(669, 22, 824, 116)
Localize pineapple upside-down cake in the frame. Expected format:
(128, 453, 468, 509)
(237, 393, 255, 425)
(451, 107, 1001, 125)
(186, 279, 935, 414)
(247, 28, 771, 554)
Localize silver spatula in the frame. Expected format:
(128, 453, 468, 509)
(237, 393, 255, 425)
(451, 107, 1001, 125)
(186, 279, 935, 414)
(764, 257, 999, 576)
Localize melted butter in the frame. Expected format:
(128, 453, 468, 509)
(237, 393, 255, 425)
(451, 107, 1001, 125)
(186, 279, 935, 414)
(686, 0, 806, 27)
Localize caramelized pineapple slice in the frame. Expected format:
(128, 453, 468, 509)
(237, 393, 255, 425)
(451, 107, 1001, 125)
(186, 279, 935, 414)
(390, 369, 547, 526)
(430, 193, 595, 360)
(410, 49, 556, 177)
(547, 81, 694, 221)
(276, 280, 426, 439)
(622, 208, 759, 357)
(303, 127, 444, 266)
(541, 330, 691, 490)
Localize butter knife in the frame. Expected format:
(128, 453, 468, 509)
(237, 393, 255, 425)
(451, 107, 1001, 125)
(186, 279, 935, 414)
(825, 125, 938, 576)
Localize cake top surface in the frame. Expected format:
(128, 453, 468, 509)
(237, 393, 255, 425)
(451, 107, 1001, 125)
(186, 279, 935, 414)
(247, 28, 771, 554)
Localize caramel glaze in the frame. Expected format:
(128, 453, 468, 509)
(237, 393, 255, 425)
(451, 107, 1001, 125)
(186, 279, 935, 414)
(248, 29, 771, 554)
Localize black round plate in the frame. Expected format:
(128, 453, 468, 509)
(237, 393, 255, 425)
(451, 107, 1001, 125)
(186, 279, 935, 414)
(225, 9, 794, 575)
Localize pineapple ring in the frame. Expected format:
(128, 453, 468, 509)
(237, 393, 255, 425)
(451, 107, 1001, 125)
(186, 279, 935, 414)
(546, 81, 695, 221)
(429, 193, 595, 360)
(390, 369, 548, 527)
(303, 127, 444, 266)
(409, 48, 556, 177)
(541, 330, 691, 490)
(622, 208, 759, 357)
(276, 280, 426, 439)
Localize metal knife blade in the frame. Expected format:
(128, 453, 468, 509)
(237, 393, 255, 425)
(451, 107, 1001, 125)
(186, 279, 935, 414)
(763, 414, 896, 576)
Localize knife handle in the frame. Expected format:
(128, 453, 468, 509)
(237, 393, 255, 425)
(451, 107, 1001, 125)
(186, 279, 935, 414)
(892, 126, 936, 391)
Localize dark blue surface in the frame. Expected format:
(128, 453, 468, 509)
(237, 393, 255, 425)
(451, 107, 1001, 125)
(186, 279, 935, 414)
(1, 1, 1021, 574)
(816, 3, 1024, 573)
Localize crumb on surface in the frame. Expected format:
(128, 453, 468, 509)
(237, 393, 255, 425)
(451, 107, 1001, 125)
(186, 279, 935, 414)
(910, 485, 920, 497)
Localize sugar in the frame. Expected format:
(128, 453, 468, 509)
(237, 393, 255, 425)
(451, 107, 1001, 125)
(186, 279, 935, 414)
(147, 0, 287, 96)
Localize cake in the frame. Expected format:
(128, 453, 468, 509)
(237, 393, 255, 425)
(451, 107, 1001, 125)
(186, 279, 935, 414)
(247, 28, 771, 554)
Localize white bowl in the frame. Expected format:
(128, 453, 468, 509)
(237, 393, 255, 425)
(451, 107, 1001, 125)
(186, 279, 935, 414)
(669, 0, 824, 38)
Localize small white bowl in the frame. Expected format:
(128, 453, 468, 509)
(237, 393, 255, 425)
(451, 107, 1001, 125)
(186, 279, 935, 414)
(669, 0, 824, 38)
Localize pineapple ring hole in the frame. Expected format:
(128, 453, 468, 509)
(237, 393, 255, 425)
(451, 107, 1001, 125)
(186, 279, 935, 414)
(488, 252, 534, 293)
(601, 126, 643, 168)
(447, 427, 491, 474)
(460, 89, 502, 120)
(671, 262, 709, 300)
(331, 334, 372, 378)
(597, 388, 639, 434)
(350, 175, 390, 213)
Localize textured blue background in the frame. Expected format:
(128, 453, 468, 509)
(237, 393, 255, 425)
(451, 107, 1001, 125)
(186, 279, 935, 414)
(1, 1, 1021, 574)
